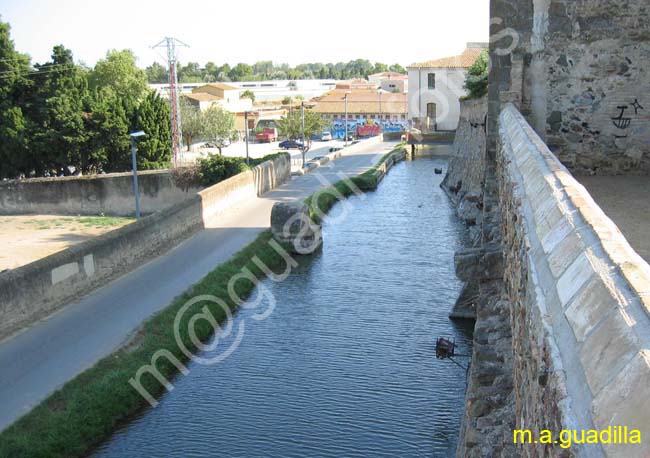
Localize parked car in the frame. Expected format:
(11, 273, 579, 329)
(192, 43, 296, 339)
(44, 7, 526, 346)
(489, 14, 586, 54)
(255, 128, 277, 143)
(279, 139, 305, 149)
(321, 131, 332, 141)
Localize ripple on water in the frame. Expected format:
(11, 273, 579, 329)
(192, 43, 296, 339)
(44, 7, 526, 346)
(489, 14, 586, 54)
(92, 158, 473, 458)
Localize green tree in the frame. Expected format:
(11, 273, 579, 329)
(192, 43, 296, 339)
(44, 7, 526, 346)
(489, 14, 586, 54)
(240, 89, 255, 103)
(277, 109, 326, 164)
(389, 63, 406, 74)
(203, 105, 236, 154)
(228, 63, 252, 81)
(134, 91, 172, 169)
(83, 87, 130, 173)
(0, 18, 31, 178)
(180, 97, 204, 150)
(145, 62, 168, 83)
(464, 50, 489, 99)
(29, 45, 89, 175)
(372, 62, 389, 74)
(89, 49, 148, 105)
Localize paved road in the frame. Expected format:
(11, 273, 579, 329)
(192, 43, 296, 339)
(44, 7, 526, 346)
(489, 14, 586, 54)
(0, 140, 398, 432)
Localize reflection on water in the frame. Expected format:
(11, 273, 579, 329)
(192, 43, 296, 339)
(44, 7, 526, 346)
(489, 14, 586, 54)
(92, 158, 472, 458)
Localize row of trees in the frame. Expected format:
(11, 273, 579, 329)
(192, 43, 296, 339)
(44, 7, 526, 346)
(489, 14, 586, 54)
(0, 19, 171, 179)
(146, 60, 407, 84)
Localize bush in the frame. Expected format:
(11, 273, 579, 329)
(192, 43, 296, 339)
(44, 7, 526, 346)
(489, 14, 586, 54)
(197, 154, 249, 186)
(464, 50, 489, 99)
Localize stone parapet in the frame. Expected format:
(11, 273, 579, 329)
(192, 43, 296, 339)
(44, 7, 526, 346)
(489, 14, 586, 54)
(498, 103, 650, 458)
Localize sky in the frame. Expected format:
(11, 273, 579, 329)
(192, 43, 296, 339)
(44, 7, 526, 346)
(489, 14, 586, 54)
(1, 0, 489, 69)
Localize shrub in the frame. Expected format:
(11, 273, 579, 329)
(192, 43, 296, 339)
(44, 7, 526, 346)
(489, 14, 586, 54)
(197, 154, 249, 186)
(464, 50, 489, 99)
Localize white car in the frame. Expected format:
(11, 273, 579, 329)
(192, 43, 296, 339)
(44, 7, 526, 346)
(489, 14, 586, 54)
(321, 131, 333, 141)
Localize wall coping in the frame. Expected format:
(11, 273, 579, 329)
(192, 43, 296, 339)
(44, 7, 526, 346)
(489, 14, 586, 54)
(500, 103, 650, 457)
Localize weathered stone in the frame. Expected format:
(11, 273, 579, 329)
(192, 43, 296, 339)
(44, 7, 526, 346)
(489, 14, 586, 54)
(270, 202, 322, 254)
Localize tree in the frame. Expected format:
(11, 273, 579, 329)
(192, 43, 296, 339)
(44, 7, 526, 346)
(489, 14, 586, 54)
(0, 18, 32, 178)
(180, 97, 204, 150)
(277, 109, 326, 164)
(133, 91, 172, 169)
(389, 63, 406, 74)
(29, 45, 89, 175)
(228, 63, 252, 81)
(89, 50, 148, 104)
(83, 87, 130, 173)
(240, 89, 255, 103)
(203, 106, 236, 154)
(145, 62, 168, 83)
(372, 62, 389, 74)
(464, 50, 489, 99)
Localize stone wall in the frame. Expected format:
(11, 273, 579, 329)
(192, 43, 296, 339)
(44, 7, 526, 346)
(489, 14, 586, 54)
(0, 154, 291, 340)
(488, 0, 650, 174)
(443, 96, 488, 246)
(0, 170, 202, 216)
(498, 104, 650, 457)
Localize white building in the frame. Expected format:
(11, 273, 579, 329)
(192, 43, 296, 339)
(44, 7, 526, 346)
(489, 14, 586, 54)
(367, 71, 409, 94)
(407, 43, 487, 132)
(150, 79, 338, 103)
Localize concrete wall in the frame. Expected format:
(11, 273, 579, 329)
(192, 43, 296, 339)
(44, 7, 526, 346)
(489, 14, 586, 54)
(498, 104, 650, 457)
(0, 154, 291, 341)
(0, 170, 202, 216)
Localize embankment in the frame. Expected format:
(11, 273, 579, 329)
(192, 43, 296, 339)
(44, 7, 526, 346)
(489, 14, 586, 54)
(0, 154, 290, 341)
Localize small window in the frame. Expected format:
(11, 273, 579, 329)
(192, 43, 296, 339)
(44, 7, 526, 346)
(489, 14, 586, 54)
(428, 73, 435, 89)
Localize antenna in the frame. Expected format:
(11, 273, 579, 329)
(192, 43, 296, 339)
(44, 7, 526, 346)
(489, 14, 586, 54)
(152, 37, 189, 166)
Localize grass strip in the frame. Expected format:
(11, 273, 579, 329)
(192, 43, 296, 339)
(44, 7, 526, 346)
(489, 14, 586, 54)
(0, 143, 405, 458)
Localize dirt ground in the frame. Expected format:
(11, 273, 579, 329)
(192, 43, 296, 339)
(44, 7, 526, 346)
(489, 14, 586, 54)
(0, 215, 134, 271)
(576, 175, 650, 263)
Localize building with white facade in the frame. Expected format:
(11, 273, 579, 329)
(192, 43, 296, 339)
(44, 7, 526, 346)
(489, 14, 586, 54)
(150, 79, 338, 103)
(407, 43, 487, 132)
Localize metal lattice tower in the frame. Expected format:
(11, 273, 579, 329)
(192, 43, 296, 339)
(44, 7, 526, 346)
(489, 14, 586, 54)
(153, 37, 189, 167)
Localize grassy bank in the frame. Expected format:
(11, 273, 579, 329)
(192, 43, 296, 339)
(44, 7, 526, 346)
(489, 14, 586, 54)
(0, 144, 405, 458)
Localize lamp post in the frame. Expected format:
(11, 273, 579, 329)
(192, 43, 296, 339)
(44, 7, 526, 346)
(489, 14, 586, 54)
(378, 89, 383, 120)
(129, 131, 146, 219)
(343, 93, 349, 147)
(244, 111, 250, 165)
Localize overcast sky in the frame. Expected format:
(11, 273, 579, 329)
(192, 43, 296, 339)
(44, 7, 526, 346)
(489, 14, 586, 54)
(1, 0, 489, 69)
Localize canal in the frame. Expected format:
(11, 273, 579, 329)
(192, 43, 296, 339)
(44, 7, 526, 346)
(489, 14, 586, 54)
(92, 157, 473, 458)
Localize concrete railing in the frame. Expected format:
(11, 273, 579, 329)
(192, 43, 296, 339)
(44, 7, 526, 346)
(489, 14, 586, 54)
(498, 104, 650, 458)
(0, 154, 290, 341)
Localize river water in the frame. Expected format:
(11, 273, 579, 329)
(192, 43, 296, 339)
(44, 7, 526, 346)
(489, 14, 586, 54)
(92, 157, 472, 458)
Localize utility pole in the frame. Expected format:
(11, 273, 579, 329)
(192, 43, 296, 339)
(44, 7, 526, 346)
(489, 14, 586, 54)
(378, 89, 382, 119)
(153, 37, 189, 167)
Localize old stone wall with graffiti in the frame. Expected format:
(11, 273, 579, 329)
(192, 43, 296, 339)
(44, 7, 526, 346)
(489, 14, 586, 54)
(489, 0, 650, 174)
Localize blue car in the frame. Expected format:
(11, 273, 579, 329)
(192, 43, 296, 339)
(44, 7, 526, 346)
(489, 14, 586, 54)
(279, 139, 305, 149)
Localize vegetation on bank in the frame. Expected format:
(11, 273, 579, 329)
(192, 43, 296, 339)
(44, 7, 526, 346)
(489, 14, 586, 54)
(0, 145, 404, 458)
(463, 49, 489, 99)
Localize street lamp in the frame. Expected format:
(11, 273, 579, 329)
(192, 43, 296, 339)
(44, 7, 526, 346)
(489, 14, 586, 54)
(129, 131, 146, 219)
(343, 92, 350, 147)
(244, 111, 250, 165)
(378, 89, 383, 120)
